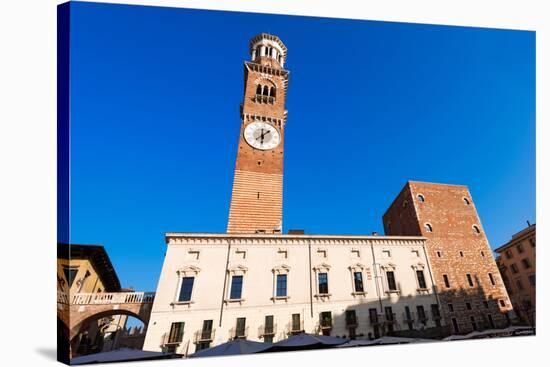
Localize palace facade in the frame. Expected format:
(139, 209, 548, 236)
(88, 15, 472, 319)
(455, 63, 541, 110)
(143, 33, 514, 356)
(495, 223, 536, 326)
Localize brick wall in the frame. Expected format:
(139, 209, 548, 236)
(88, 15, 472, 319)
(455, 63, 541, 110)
(383, 181, 514, 333)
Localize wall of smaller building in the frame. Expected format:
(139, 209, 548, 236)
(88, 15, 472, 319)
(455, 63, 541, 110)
(495, 225, 536, 326)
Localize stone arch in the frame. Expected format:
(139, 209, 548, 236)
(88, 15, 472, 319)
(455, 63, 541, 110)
(69, 306, 151, 343)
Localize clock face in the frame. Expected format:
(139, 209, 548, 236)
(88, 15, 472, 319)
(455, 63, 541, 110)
(244, 122, 280, 150)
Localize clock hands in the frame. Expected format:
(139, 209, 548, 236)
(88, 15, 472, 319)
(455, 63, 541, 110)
(256, 128, 271, 145)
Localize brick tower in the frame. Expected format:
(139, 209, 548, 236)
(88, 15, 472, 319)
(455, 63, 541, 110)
(227, 34, 289, 234)
(383, 181, 514, 334)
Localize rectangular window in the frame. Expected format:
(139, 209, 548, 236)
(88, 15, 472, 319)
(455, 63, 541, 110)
(466, 273, 474, 287)
(470, 316, 477, 331)
(505, 250, 513, 259)
(488, 273, 495, 286)
(385, 307, 394, 332)
(431, 304, 440, 317)
(320, 312, 332, 328)
(178, 277, 195, 302)
(276, 274, 287, 297)
(168, 322, 184, 343)
(451, 318, 460, 333)
(517, 243, 524, 254)
(318, 272, 329, 294)
(510, 263, 519, 273)
(528, 274, 536, 286)
(443, 274, 450, 288)
(516, 279, 524, 290)
(487, 314, 495, 328)
(448, 303, 454, 312)
(416, 270, 427, 289)
(483, 301, 489, 309)
(386, 271, 397, 291)
(345, 310, 357, 326)
(466, 302, 472, 310)
(521, 258, 531, 269)
(229, 275, 243, 299)
(385, 306, 394, 321)
(353, 272, 364, 292)
(235, 317, 246, 338)
(291, 313, 301, 332)
(431, 304, 441, 327)
(405, 306, 413, 330)
(264, 315, 274, 335)
(369, 308, 379, 324)
(529, 238, 536, 247)
(416, 305, 426, 321)
(200, 320, 213, 341)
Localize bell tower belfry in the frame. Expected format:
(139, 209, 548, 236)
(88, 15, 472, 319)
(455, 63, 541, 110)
(227, 34, 289, 234)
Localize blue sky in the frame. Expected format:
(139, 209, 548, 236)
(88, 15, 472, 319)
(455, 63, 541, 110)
(68, 2, 535, 292)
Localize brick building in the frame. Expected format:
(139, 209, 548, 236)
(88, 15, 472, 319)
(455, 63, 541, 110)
(495, 223, 536, 326)
(383, 182, 514, 333)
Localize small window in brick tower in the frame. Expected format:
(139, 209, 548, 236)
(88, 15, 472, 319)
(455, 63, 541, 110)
(463, 197, 470, 205)
(417, 194, 425, 202)
(472, 225, 481, 234)
(488, 273, 495, 285)
(443, 274, 450, 288)
(424, 223, 433, 233)
(466, 273, 474, 287)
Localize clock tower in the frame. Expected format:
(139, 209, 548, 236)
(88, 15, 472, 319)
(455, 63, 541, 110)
(227, 34, 289, 234)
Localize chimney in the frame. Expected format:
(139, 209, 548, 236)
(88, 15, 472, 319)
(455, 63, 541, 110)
(288, 229, 305, 235)
(527, 220, 531, 227)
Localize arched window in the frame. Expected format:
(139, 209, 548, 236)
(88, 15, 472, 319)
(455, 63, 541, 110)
(256, 84, 262, 95)
(463, 197, 470, 205)
(417, 194, 425, 202)
(270, 87, 276, 97)
(262, 85, 269, 96)
(424, 223, 433, 233)
(472, 225, 481, 234)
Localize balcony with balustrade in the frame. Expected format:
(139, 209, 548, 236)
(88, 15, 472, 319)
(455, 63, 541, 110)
(229, 326, 249, 340)
(160, 333, 189, 355)
(194, 329, 216, 344)
(258, 323, 277, 338)
(72, 291, 155, 305)
(286, 319, 305, 335)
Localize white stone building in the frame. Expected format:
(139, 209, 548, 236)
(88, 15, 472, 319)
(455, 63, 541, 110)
(142, 233, 442, 355)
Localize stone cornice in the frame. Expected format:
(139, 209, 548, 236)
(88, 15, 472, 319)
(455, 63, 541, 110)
(165, 232, 426, 247)
(244, 62, 289, 91)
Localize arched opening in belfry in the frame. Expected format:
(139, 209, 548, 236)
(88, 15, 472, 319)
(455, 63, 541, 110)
(256, 84, 262, 95)
(71, 310, 147, 358)
(270, 87, 276, 97)
(262, 85, 270, 96)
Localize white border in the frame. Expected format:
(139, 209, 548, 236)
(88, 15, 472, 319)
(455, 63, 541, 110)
(0, 1, 546, 367)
